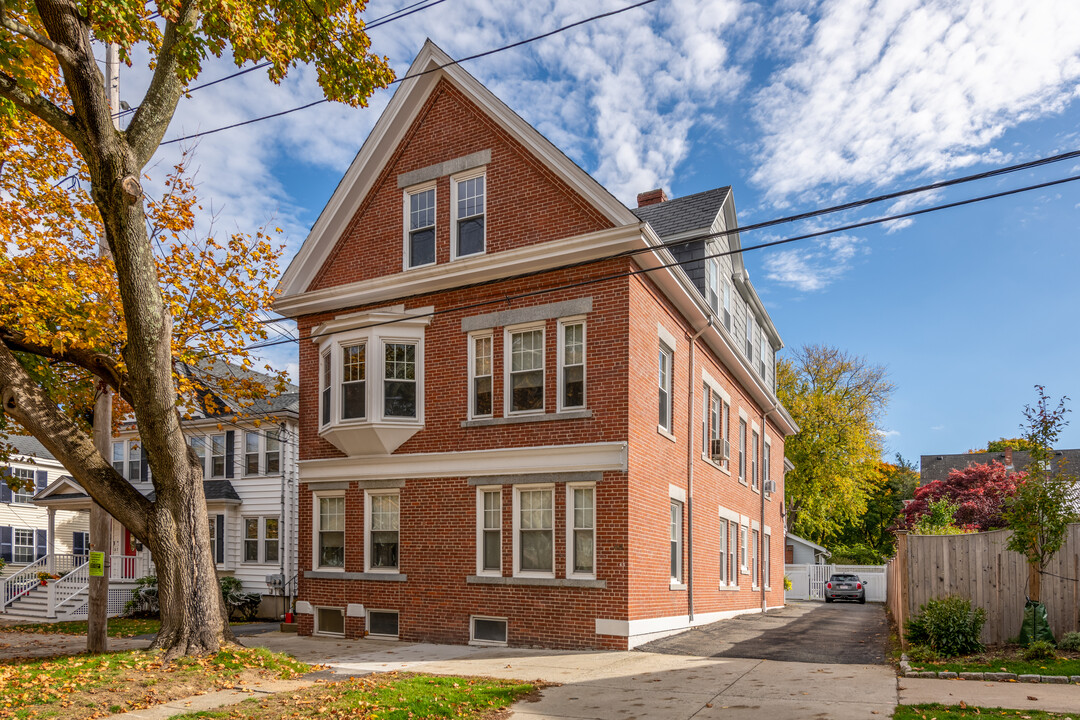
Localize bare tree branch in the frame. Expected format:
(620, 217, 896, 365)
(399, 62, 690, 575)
(0, 1, 74, 62)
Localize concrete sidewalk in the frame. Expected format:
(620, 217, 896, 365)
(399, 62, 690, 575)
(900, 676, 1080, 715)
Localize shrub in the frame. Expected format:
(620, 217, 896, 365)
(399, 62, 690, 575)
(124, 575, 159, 617)
(906, 645, 940, 663)
(1023, 640, 1057, 661)
(783, 576, 792, 591)
(220, 576, 262, 621)
(828, 543, 887, 565)
(1059, 632, 1080, 652)
(904, 596, 986, 657)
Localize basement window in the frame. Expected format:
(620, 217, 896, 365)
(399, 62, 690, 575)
(471, 616, 508, 646)
(367, 610, 399, 638)
(315, 607, 345, 636)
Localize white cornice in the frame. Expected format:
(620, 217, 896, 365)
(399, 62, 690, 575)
(274, 224, 642, 318)
(298, 442, 628, 482)
(275, 39, 638, 301)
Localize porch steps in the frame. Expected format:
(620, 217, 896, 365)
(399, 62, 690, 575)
(2, 584, 86, 622)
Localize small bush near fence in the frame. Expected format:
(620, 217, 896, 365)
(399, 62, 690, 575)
(1060, 632, 1080, 651)
(905, 596, 987, 657)
(1023, 640, 1057, 661)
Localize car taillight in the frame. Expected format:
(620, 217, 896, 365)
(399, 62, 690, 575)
(857, 583, 862, 590)
(826, 582, 832, 589)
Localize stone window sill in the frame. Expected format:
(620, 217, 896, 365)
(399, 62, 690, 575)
(305, 570, 408, 582)
(466, 575, 606, 589)
(462, 410, 592, 428)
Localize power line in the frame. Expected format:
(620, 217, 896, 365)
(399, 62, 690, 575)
(159, 0, 660, 146)
(220, 171, 1080, 358)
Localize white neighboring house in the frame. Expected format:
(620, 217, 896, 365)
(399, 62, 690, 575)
(4, 364, 299, 621)
(785, 533, 832, 565)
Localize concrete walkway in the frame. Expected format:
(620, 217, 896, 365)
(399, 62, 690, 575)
(900, 676, 1080, 715)
(251, 633, 897, 719)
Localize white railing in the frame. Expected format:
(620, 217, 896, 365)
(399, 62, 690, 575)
(1, 556, 49, 610)
(110, 554, 152, 581)
(52, 553, 86, 575)
(53, 560, 90, 610)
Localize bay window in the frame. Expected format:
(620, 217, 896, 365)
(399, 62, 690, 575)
(383, 343, 417, 418)
(342, 343, 366, 420)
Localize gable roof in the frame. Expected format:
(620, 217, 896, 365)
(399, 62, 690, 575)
(275, 39, 639, 303)
(786, 533, 831, 556)
(920, 449, 1080, 483)
(178, 359, 299, 419)
(632, 187, 731, 237)
(4, 435, 56, 462)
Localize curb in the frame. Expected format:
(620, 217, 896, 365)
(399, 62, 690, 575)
(899, 654, 1080, 685)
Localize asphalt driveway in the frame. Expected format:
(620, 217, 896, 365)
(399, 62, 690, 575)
(638, 601, 891, 665)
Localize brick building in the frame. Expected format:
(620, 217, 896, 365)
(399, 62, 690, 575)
(273, 41, 798, 650)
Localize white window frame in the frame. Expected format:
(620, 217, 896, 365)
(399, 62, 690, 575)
(718, 516, 729, 588)
(189, 436, 207, 478)
(244, 432, 260, 476)
(566, 481, 596, 580)
(740, 522, 749, 573)
(470, 615, 508, 647)
(658, 343, 674, 435)
(701, 372, 731, 471)
(402, 181, 437, 270)
(320, 350, 332, 427)
(313, 490, 346, 572)
(468, 331, 494, 420)
(13, 527, 34, 564)
(476, 486, 502, 576)
(449, 168, 486, 260)
(737, 415, 747, 485)
(751, 425, 760, 493)
(670, 498, 684, 585)
(382, 338, 420, 420)
(364, 489, 401, 574)
(764, 530, 772, 589)
(512, 484, 555, 578)
(751, 528, 760, 590)
(10, 467, 35, 505)
(242, 515, 280, 565)
(264, 429, 281, 475)
(718, 506, 741, 589)
(340, 341, 368, 422)
(504, 322, 546, 416)
(705, 255, 720, 314)
(764, 435, 773, 500)
(315, 606, 346, 637)
(745, 312, 756, 364)
(557, 317, 586, 412)
(210, 433, 227, 479)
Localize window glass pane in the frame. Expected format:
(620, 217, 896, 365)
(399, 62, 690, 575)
(211, 434, 226, 477)
(458, 217, 484, 256)
(410, 188, 434, 230)
(457, 175, 484, 218)
(658, 347, 671, 430)
(319, 497, 345, 568)
(473, 617, 506, 643)
(265, 430, 281, 474)
(483, 530, 500, 571)
(190, 437, 205, 477)
(317, 607, 345, 635)
(670, 500, 682, 580)
(409, 227, 435, 267)
(519, 489, 553, 572)
(128, 441, 140, 482)
(572, 487, 594, 574)
(370, 494, 399, 569)
(112, 441, 124, 474)
(562, 323, 584, 408)
(384, 343, 417, 418)
(265, 517, 280, 564)
(321, 353, 332, 425)
(244, 518, 259, 562)
(472, 336, 492, 417)
(245, 433, 260, 475)
(14, 528, 34, 563)
(342, 344, 366, 419)
(368, 611, 399, 637)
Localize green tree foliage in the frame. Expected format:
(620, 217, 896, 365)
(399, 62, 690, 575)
(778, 345, 894, 544)
(1004, 386, 1080, 601)
(830, 454, 919, 560)
(911, 498, 971, 535)
(973, 437, 1041, 453)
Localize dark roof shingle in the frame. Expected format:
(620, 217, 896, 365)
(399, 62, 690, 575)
(631, 186, 731, 238)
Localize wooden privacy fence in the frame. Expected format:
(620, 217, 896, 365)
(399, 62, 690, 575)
(887, 524, 1080, 645)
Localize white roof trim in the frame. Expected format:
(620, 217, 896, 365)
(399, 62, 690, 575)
(275, 39, 637, 302)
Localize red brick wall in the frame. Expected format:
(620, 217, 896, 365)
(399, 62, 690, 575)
(308, 79, 614, 293)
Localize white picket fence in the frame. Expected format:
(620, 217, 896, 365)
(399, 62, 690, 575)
(784, 563, 887, 602)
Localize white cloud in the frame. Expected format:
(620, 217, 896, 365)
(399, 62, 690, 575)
(876, 428, 901, 437)
(762, 233, 867, 291)
(931, 425, 946, 431)
(751, 0, 1080, 200)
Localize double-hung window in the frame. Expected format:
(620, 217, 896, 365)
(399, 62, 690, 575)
(568, 484, 595, 577)
(559, 320, 585, 410)
(738, 419, 747, 483)
(341, 343, 366, 420)
(515, 486, 553, 575)
(478, 488, 501, 574)
(190, 437, 206, 477)
(112, 441, 125, 477)
(366, 491, 400, 572)
(763, 439, 772, 495)
(210, 434, 226, 478)
(718, 517, 729, 586)
(11, 468, 34, 504)
(452, 172, 485, 258)
(751, 430, 759, 491)
(244, 433, 260, 476)
(670, 500, 683, 583)
(763, 532, 771, 588)
(722, 279, 731, 329)
(321, 351, 332, 426)
(127, 441, 140, 482)
(705, 257, 720, 314)
(243, 516, 280, 564)
(317, 495, 345, 569)
(745, 313, 756, 363)
(405, 185, 436, 268)
(658, 344, 673, 432)
(14, 528, 34, 563)
(470, 334, 493, 418)
(752, 529, 760, 588)
(507, 327, 544, 414)
(383, 343, 417, 418)
(740, 524, 748, 572)
(265, 430, 281, 474)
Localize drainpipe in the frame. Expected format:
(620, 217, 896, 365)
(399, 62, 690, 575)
(280, 422, 288, 621)
(761, 401, 778, 614)
(686, 318, 712, 622)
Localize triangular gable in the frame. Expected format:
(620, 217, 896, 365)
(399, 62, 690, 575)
(34, 474, 88, 501)
(276, 39, 638, 301)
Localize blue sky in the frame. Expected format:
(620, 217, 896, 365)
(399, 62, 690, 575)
(123, 0, 1080, 467)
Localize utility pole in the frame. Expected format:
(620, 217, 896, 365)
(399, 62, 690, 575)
(88, 42, 121, 654)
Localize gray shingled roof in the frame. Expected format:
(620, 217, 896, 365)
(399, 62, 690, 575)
(49, 479, 241, 503)
(180, 359, 299, 418)
(631, 186, 731, 238)
(920, 449, 1080, 483)
(4, 436, 55, 461)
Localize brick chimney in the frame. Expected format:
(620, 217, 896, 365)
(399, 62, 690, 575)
(637, 188, 668, 207)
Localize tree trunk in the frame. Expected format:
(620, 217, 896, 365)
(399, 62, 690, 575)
(1028, 562, 1041, 602)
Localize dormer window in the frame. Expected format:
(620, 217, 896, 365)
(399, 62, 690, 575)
(451, 170, 486, 258)
(404, 184, 436, 268)
(315, 305, 431, 455)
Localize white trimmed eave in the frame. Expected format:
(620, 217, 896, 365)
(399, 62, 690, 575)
(9, 454, 65, 472)
(636, 225, 798, 436)
(275, 39, 638, 303)
(274, 223, 643, 318)
(299, 441, 627, 482)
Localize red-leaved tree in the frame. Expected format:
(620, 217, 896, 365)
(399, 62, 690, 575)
(903, 461, 1022, 531)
